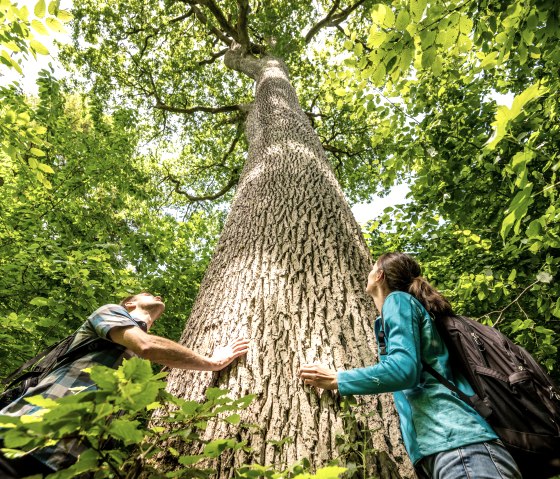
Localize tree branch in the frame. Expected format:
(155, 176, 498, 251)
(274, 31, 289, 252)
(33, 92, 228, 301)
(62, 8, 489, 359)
(154, 101, 245, 115)
(236, 0, 251, 47)
(164, 170, 239, 203)
(305, 0, 368, 44)
(476, 280, 539, 328)
(186, 3, 232, 46)
(198, 47, 228, 65)
(199, 0, 240, 42)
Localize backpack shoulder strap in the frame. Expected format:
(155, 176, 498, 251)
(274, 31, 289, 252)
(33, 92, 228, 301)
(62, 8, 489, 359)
(1, 334, 75, 386)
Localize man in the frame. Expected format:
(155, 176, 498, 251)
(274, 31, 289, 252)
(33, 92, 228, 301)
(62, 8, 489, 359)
(0, 292, 249, 478)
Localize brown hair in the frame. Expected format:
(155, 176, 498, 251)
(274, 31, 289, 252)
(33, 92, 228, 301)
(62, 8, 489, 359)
(377, 252, 453, 318)
(120, 294, 137, 307)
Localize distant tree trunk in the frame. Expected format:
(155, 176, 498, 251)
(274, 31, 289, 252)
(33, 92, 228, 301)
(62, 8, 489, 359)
(165, 49, 413, 478)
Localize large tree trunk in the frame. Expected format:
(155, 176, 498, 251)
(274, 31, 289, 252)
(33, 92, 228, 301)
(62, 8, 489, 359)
(165, 50, 413, 478)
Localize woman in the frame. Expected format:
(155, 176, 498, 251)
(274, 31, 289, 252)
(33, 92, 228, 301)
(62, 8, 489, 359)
(299, 252, 521, 479)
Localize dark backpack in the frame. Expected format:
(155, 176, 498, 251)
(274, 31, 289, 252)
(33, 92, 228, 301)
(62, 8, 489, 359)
(423, 315, 560, 479)
(0, 334, 111, 410)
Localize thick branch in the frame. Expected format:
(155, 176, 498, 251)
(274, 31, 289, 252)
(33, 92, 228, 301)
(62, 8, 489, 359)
(199, 0, 240, 42)
(236, 0, 250, 47)
(305, 0, 368, 43)
(165, 171, 239, 202)
(198, 47, 228, 65)
(188, 3, 232, 45)
(154, 101, 244, 115)
(224, 42, 267, 79)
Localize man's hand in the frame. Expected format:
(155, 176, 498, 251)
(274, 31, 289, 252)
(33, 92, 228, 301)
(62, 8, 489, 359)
(299, 363, 338, 390)
(210, 338, 250, 371)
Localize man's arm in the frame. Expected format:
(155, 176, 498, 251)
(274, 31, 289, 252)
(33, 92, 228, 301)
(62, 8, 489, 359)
(108, 326, 249, 371)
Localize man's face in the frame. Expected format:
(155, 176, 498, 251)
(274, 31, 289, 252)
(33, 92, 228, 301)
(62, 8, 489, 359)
(128, 292, 165, 315)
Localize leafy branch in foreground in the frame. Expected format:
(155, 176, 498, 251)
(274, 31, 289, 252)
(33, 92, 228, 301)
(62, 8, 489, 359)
(0, 357, 347, 479)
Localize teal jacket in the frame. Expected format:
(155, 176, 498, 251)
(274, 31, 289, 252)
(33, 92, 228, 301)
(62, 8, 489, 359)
(337, 291, 497, 464)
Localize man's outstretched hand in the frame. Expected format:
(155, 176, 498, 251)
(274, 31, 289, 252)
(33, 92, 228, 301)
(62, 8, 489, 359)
(210, 338, 250, 371)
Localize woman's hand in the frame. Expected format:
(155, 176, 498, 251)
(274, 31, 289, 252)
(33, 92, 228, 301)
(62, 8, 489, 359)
(299, 363, 338, 390)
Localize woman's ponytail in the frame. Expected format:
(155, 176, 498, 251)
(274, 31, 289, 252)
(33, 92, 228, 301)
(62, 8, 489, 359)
(377, 252, 453, 318)
(408, 276, 453, 318)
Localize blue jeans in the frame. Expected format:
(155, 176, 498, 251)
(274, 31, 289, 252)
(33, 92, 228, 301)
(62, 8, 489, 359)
(417, 440, 522, 479)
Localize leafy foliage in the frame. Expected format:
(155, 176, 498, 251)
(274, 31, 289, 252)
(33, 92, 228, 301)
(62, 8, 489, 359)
(334, 0, 560, 374)
(0, 85, 223, 377)
(0, 357, 345, 479)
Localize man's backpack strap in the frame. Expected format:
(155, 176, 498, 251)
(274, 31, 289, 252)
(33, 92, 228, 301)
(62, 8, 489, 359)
(1, 335, 75, 387)
(2, 337, 112, 391)
(421, 360, 492, 418)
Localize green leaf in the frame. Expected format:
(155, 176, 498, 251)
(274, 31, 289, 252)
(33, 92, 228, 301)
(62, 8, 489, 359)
(30, 147, 46, 157)
(508, 269, 517, 282)
(178, 454, 205, 465)
(367, 29, 386, 48)
(383, 8, 395, 28)
(421, 47, 436, 68)
(431, 55, 443, 76)
(409, 0, 427, 21)
(107, 419, 144, 445)
(526, 219, 541, 238)
(480, 51, 499, 69)
(224, 413, 241, 425)
(29, 39, 49, 55)
(370, 4, 388, 25)
(205, 388, 229, 400)
(34, 0, 46, 18)
(501, 184, 534, 239)
(509, 82, 547, 120)
(0, 448, 27, 459)
(314, 466, 347, 479)
(56, 9, 73, 22)
(459, 15, 473, 34)
(31, 19, 48, 35)
(29, 296, 48, 306)
(37, 162, 54, 174)
(395, 10, 410, 30)
(203, 438, 237, 457)
(48, 0, 57, 15)
(25, 395, 58, 407)
(45, 17, 65, 33)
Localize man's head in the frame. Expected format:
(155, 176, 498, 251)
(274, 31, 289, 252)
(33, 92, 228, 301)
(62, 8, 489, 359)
(120, 292, 165, 324)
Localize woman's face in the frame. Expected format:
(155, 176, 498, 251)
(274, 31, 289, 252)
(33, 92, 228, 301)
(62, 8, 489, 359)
(366, 261, 383, 296)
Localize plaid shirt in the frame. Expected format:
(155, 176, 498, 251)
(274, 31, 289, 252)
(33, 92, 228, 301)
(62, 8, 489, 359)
(1, 304, 143, 471)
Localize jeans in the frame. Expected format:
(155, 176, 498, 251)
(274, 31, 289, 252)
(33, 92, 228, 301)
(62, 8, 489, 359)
(417, 440, 522, 479)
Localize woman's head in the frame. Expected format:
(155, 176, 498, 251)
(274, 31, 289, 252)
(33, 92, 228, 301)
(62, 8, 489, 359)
(369, 252, 453, 318)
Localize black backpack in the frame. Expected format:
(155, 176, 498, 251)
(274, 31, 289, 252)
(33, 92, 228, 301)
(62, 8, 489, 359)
(0, 334, 111, 410)
(423, 315, 560, 479)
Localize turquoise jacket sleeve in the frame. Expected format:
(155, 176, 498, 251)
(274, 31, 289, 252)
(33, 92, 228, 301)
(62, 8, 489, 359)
(337, 293, 422, 396)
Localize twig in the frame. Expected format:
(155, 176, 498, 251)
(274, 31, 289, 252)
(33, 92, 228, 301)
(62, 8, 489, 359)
(476, 280, 539, 327)
(305, 0, 368, 44)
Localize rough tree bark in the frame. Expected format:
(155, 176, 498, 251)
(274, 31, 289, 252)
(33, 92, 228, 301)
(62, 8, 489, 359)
(165, 47, 413, 478)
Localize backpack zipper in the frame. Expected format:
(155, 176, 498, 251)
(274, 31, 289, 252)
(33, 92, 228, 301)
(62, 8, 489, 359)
(471, 332, 490, 367)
